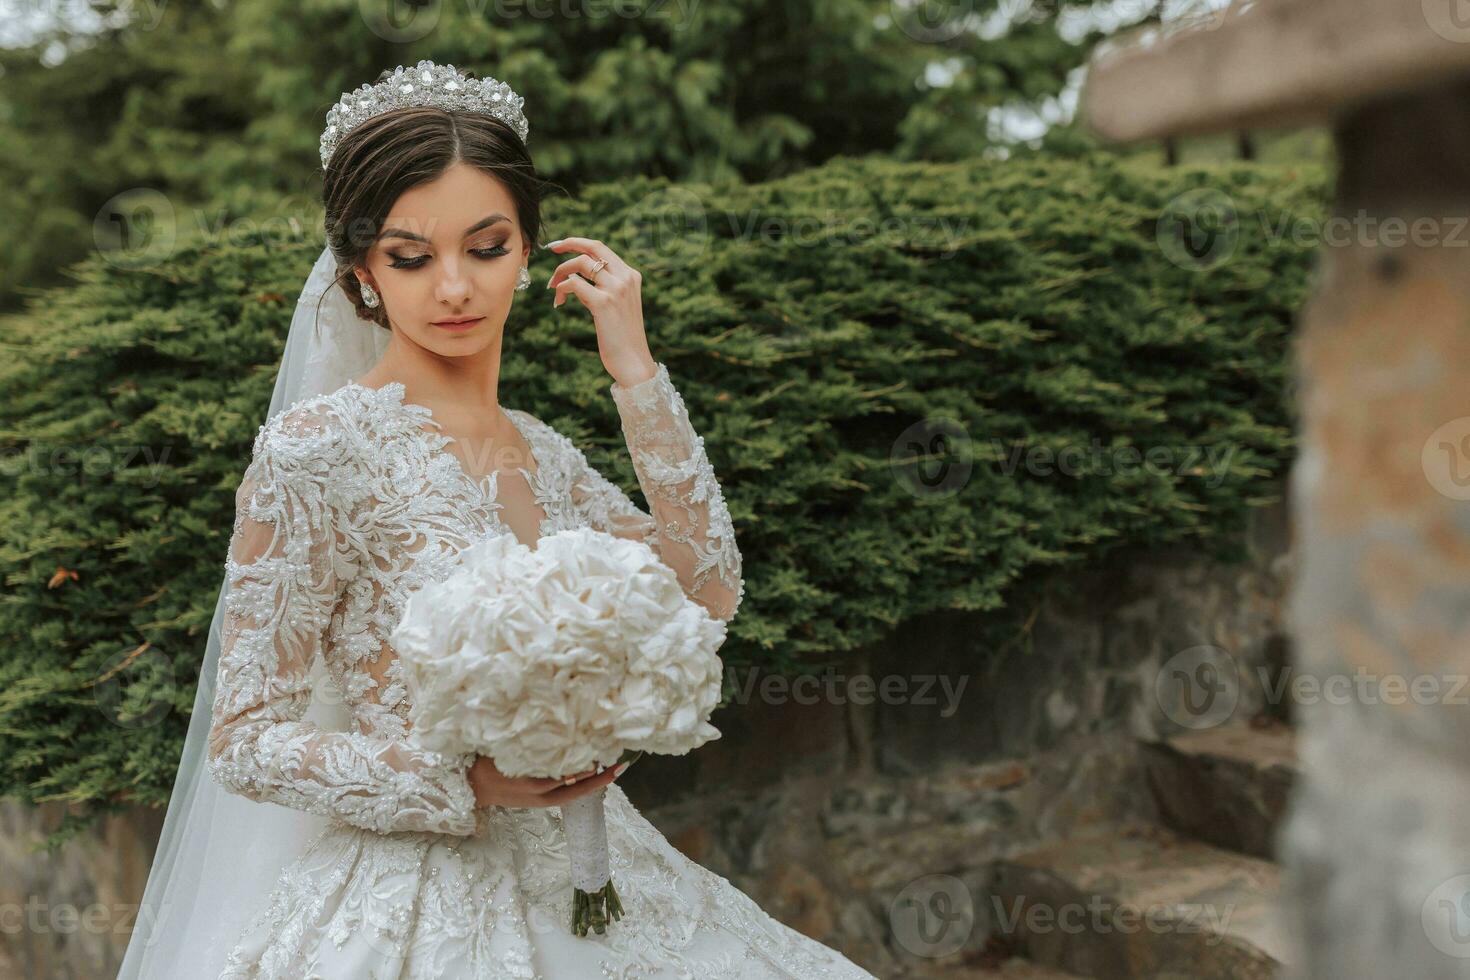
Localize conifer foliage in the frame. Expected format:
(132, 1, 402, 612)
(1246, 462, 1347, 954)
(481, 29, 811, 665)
(0, 153, 1327, 847)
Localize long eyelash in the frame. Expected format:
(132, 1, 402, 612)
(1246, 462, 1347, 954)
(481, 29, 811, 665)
(387, 245, 509, 270)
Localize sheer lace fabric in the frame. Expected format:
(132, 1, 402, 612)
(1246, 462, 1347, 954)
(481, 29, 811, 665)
(206, 363, 873, 978)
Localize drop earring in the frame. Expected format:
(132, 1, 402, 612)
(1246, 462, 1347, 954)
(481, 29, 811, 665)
(360, 280, 380, 309)
(515, 266, 530, 291)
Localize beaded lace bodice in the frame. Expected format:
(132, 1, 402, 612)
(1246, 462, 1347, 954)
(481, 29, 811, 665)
(206, 362, 744, 837)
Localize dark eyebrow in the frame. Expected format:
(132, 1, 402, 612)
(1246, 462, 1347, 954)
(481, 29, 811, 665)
(376, 213, 510, 244)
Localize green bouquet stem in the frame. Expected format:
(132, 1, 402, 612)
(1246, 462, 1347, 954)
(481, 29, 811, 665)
(562, 749, 642, 937)
(571, 878, 625, 936)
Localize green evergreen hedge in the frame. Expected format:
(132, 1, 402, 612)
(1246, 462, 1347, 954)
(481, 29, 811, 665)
(0, 153, 1328, 847)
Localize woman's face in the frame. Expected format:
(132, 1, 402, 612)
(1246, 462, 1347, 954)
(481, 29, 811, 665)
(356, 161, 531, 355)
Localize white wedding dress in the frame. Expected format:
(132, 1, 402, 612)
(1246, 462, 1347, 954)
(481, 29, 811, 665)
(204, 360, 876, 979)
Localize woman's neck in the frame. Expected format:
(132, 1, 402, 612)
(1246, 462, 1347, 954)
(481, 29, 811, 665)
(356, 340, 508, 440)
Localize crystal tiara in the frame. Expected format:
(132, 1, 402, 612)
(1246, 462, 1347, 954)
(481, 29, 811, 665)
(319, 60, 530, 167)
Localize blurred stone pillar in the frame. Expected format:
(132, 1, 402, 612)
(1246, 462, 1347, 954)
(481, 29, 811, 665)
(1277, 77, 1470, 978)
(1079, 1, 1470, 974)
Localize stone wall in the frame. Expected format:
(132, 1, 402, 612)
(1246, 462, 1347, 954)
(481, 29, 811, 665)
(0, 801, 163, 980)
(617, 478, 1295, 975)
(0, 479, 1295, 979)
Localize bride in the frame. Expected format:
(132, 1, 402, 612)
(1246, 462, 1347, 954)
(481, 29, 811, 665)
(116, 61, 877, 979)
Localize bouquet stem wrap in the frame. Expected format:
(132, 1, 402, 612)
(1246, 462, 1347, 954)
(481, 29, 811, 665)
(562, 785, 624, 936)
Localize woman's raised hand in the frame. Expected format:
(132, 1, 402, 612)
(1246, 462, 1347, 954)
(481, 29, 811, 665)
(468, 753, 625, 809)
(542, 237, 656, 387)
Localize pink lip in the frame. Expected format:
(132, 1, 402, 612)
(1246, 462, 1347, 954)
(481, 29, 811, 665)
(431, 315, 484, 331)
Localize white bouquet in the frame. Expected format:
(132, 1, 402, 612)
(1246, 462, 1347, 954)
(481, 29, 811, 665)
(389, 526, 728, 936)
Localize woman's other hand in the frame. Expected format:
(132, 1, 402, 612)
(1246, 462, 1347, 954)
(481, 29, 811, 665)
(468, 754, 626, 809)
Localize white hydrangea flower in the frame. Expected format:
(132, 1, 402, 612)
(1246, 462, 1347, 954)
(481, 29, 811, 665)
(390, 526, 727, 779)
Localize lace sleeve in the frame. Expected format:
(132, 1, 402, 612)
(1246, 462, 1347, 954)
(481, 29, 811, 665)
(571, 361, 744, 621)
(207, 404, 479, 837)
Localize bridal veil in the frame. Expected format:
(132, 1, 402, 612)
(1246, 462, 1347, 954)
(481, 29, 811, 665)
(115, 244, 390, 979)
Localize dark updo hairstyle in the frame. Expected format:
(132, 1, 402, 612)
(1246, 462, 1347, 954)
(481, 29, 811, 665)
(321, 68, 553, 330)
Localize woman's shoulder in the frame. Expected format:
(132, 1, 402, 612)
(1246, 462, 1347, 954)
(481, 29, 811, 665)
(244, 388, 379, 516)
(250, 382, 409, 485)
(254, 390, 353, 459)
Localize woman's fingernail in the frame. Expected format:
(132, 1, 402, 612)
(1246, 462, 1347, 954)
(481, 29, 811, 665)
(614, 762, 630, 777)
(546, 239, 563, 248)
(564, 776, 577, 785)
